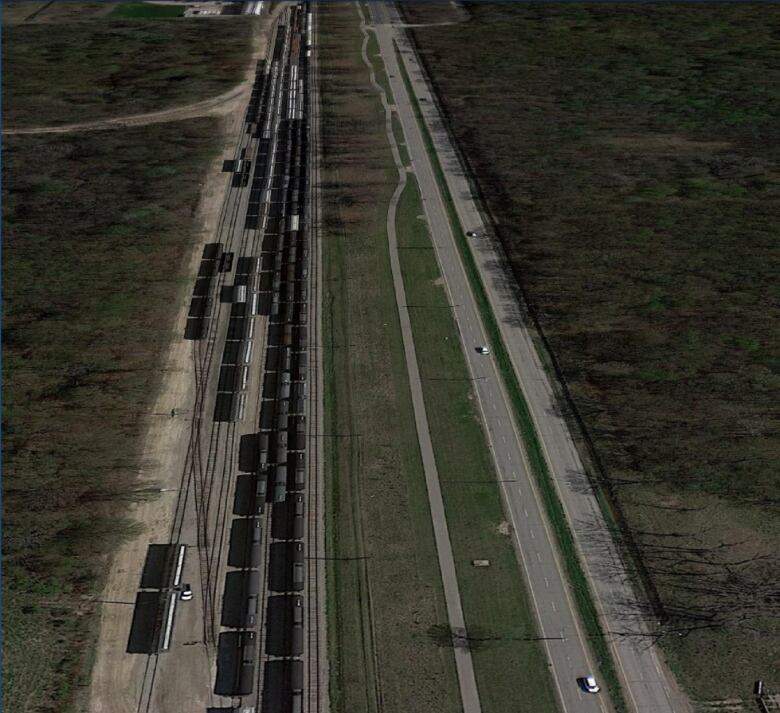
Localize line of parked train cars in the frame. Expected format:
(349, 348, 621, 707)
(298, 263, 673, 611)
(218, 5, 312, 710)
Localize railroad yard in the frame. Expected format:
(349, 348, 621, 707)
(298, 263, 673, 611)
(5, 3, 770, 713)
(90, 5, 326, 712)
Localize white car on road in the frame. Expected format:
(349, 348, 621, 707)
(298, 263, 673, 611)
(578, 675, 600, 694)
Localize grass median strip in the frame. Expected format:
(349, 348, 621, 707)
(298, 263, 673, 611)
(396, 174, 558, 713)
(394, 40, 628, 713)
(319, 6, 461, 712)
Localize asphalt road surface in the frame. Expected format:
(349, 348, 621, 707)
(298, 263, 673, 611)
(369, 4, 686, 713)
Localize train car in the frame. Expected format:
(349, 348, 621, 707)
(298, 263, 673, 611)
(236, 631, 257, 696)
(296, 326, 308, 350)
(255, 470, 268, 515)
(259, 433, 270, 468)
(292, 495, 305, 540)
(285, 282, 296, 303)
(292, 451, 306, 491)
(251, 516, 263, 547)
(234, 285, 248, 304)
(277, 412, 289, 434)
(277, 398, 290, 417)
(295, 359, 308, 383)
(290, 397, 306, 417)
(273, 463, 288, 504)
(293, 416, 306, 451)
(245, 570, 262, 629)
(242, 340, 253, 365)
(291, 595, 304, 655)
(291, 543, 305, 591)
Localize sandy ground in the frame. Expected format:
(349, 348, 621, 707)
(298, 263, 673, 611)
(85, 14, 278, 713)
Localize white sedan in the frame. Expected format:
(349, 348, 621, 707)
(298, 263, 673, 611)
(578, 675, 601, 694)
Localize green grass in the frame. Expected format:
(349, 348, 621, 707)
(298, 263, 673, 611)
(365, 28, 393, 103)
(3, 2, 121, 24)
(110, 2, 183, 18)
(402, 3, 780, 701)
(396, 174, 558, 713)
(394, 40, 628, 713)
(2, 118, 226, 713)
(319, 6, 461, 713)
(392, 112, 410, 167)
(3, 18, 254, 126)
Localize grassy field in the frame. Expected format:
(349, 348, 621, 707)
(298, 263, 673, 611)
(3, 17, 254, 126)
(404, 3, 780, 703)
(319, 5, 461, 712)
(2, 117, 227, 713)
(111, 3, 183, 18)
(395, 174, 559, 713)
(2, 2, 119, 24)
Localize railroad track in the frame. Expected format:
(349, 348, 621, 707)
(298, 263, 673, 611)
(133, 20, 281, 711)
(305, 4, 327, 711)
(133, 5, 326, 711)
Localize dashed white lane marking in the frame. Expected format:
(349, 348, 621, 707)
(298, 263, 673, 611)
(536, 552, 542, 563)
(523, 508, 529, 517)
(552, 601, 558, 612)
(530, 529, 535, 540)
(544, 577, 550, 588)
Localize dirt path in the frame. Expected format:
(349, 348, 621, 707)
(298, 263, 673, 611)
(3, 83, 251, 136)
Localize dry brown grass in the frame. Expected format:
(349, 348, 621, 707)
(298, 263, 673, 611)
(320, 5, 461, 712)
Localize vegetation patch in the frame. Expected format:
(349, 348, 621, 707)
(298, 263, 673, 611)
(110, 3, 183, 19)
(396, 174, 559, 713)
(404, 3, 780, 700)
(319, 5, 461, 712)
(2, 117, 226, 713)
(2, 7, 254, 713)
(3, 17, 254, 126)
